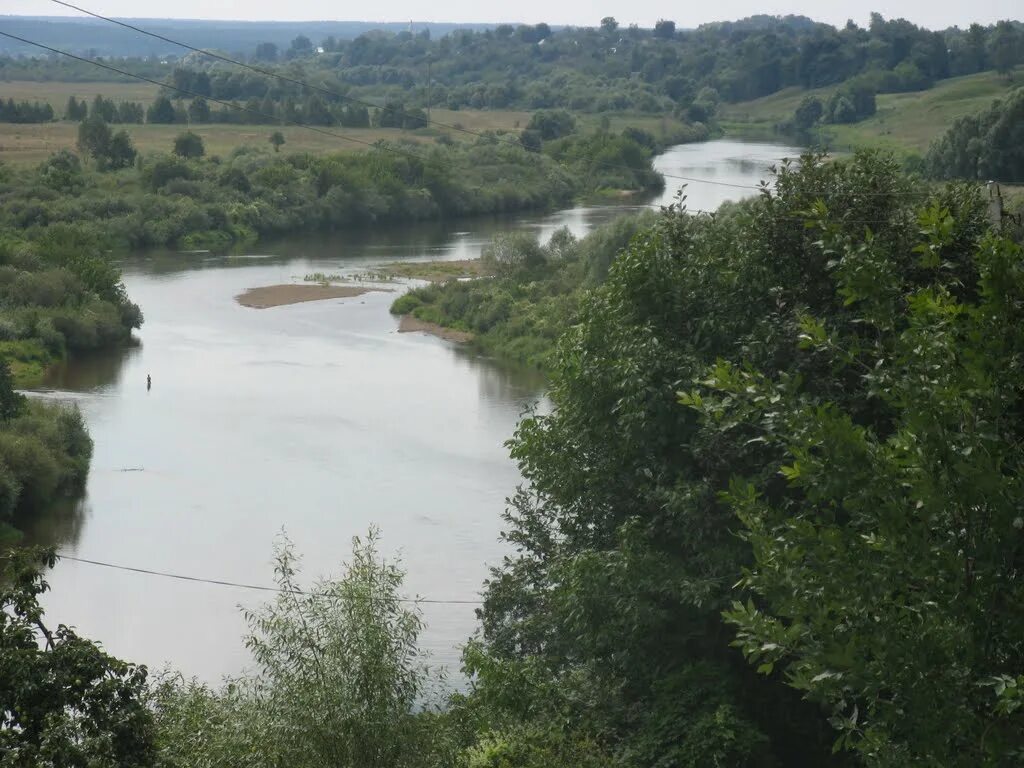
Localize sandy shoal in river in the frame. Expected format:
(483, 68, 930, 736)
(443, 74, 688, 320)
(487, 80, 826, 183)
(235, 284, 389, 309)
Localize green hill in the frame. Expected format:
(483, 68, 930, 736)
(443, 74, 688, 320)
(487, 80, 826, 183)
(721, 67, 1023, 158)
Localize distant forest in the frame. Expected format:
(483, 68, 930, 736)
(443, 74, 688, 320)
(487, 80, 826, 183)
(0, 16, 496, 57)
(2, 13, 1020, 118)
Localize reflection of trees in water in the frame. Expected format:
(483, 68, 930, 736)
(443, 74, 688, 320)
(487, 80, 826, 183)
(449, 346, 547, 407)
(42, 344, 140, 393)
(13, 496, 88, 551)
(126, 213, 536, 276)
(728, 158, 774, 177)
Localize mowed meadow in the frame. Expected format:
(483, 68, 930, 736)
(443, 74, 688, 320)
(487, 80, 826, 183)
(0, 78, 693, 164)
(721, 66, 1024, 156)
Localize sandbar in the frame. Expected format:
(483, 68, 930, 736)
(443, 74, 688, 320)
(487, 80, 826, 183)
(236, 284, 388, 309)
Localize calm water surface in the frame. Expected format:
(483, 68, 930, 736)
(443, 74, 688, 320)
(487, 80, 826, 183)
(27, 139, 800, 682)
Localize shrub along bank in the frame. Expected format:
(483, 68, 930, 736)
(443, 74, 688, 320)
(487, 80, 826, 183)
(1, 129, 665, 254)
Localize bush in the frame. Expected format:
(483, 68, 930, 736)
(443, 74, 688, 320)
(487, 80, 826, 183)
(390, 292, 424, 315)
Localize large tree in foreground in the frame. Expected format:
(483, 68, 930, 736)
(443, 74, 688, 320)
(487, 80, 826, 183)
(0, 548, 155, 766)
(711, 201, 1024, 764)
(471, 151, 1022, 765)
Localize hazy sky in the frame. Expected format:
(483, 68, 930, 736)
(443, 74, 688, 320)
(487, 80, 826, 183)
(6, 0, 1021, 30)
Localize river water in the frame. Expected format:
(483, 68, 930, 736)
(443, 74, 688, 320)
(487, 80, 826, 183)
(26, 139, 800, 682)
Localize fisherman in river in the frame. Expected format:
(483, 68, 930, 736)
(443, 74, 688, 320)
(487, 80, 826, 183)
(147, 374, 151, 391)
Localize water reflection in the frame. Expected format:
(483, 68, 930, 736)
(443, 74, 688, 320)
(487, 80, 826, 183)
(449, 346, 547, 406)
(42, 345, 139, 393)
(15, 496, 89, 550)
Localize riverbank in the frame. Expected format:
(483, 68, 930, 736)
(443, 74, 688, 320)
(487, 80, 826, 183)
(397, 315, 474, 343)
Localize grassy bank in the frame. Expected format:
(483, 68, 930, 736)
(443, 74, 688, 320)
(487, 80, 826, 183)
(721, 68, 1023, 158)
(389, 211, 658, 369)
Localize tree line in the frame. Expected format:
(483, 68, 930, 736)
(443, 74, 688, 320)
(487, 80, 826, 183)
(231, 13, 1023, 115)
(925, 86, 1024, 181)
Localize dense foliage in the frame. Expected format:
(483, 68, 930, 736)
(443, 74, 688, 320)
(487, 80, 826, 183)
(0, 226, 141, 382)
(461, 152, 1023, 766)
(0, 129, 662, 255)
(0, 547, 155, 765)
(151, 531, 453, 768)
(0, 98, 54, 124)
(925, 86, 1024, 181)
(391, 213, 657, 368)
(0, 359, 92, 542)
(154, 15, 1022, 121)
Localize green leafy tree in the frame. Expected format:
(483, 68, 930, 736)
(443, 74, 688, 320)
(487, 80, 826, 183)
(64, 95, 87, 121)
(146, 95, 177, 124)
(90, 94, 118, 123)
(525, 109, 576, 140)
(700, 198, 1024, 764)
(172, 130, 205, 159)
(1, 547, 156, 766)
(151, 530, 444, 768)
(990, 20, 1022, 78)
(76, 114, 111, 161)
(0, 358, 25, 420)
(187, 96, 210, 123)
(793, 95, 823, 131)
(254, 41, 278, 62)
(654, 19, 676, 38)
(105, 129, 137, 169)
(37, 148, 84, 192)
(926, 86, 1024, 180)
(288, 34, 313, 58)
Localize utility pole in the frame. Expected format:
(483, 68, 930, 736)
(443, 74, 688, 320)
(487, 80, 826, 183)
(988, 181, 1004, 232)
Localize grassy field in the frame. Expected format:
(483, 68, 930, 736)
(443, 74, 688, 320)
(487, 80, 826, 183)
(0, 121, 451, 165)
(721, 67, 1023, 157)
(0, 90, 696, 167)
(0, 79, 159, 109)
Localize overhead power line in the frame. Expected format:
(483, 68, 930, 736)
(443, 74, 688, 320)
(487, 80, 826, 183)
(35, 4, 781, 194)
(0, 29, 434, 164)
(55, 552, 486, 605)
(51, 2, 974, 198)
(52, 0, 510, 147)
(0, 28, 1006, 221)
(5, 18, 988, 199)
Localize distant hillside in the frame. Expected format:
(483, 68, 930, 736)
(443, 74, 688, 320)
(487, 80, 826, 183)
(720, 66, 1024, 157)
(0, 16, 500, 57)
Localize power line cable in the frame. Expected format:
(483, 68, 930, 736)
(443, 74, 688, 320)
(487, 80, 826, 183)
(51, 2, 969, 199)
(12, 14, 1017, 198)
(1, 23, 978, 201)
(0, 29, 435, 164)
(52, 0, 515, 147)
(54, 552, 487, 605)
(36, 5, 787, 194)
(0, 31, 997, 227)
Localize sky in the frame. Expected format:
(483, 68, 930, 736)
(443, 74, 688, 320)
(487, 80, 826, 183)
(4, 0, 1021, 30)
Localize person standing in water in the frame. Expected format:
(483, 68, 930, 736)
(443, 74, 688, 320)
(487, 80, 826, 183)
(147, 374, 151, 391)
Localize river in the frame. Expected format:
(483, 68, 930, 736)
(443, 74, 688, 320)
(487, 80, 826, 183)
(25, 138, 801, 682)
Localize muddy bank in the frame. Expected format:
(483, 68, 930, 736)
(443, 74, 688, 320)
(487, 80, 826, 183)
(236, 284, 389, 309)
(397, 315, 474, 343)
(374, 259, 490, 283)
